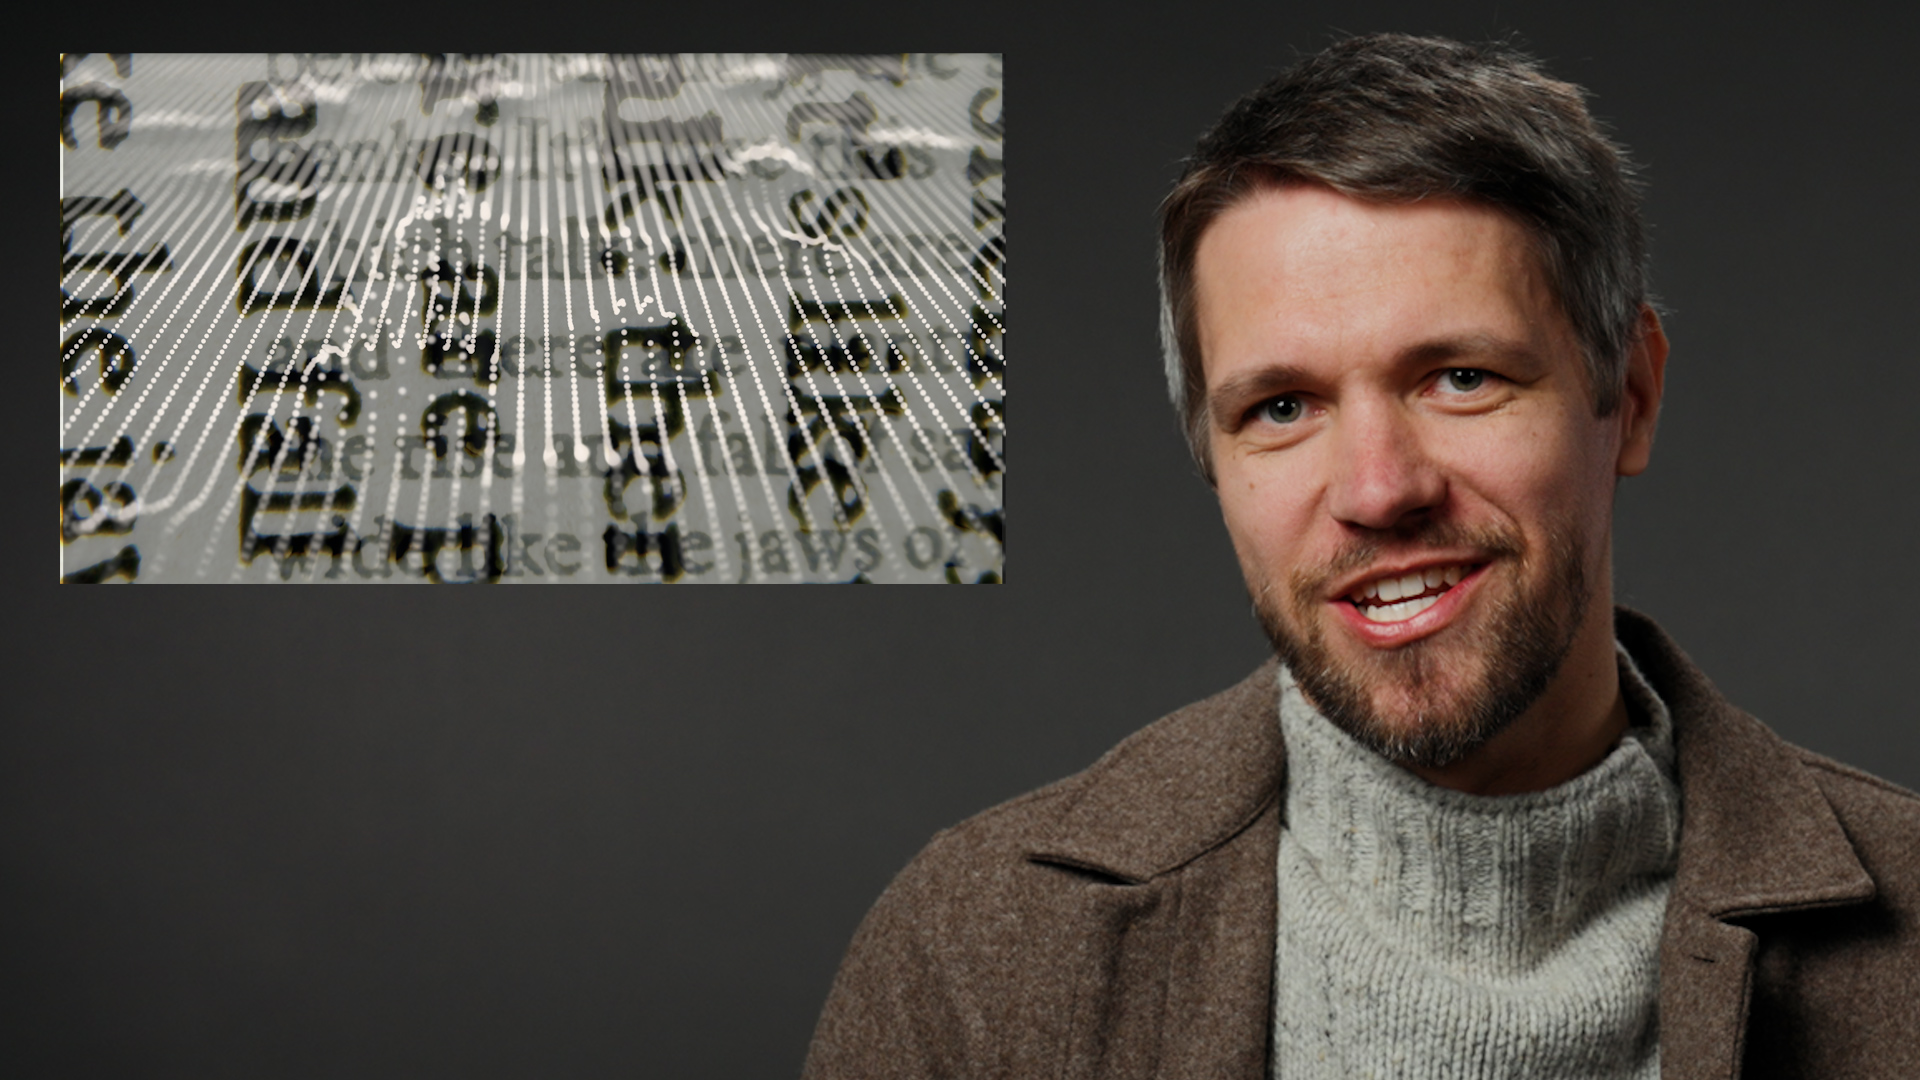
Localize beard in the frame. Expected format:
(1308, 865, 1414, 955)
(1252, 519, 1589, 770)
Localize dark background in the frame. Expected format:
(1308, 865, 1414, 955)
(13, 5, 1918, 1076)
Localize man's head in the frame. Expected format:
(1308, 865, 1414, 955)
(1159, 35, 1668, 780)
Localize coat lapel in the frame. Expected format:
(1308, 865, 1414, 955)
(1026, 660, 1285, 1080)
(1618, 611, 1875, 1079)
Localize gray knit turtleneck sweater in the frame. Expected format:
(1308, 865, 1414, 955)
(1270, 645, 1682, 1079)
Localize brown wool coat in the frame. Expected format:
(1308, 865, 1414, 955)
(804, 610, 1920, 1079)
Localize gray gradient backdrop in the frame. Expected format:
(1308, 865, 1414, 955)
(11, 4, 1918, 1077)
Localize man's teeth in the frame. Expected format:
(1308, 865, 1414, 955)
(1362, 594, 1441, 622)
(1351, 564, 1470, 622)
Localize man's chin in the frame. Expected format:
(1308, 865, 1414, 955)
(1291, 635, 1511, 768)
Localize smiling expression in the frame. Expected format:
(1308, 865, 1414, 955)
(1194, 184, 1647, 769)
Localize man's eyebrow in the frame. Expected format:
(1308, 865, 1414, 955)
(1208, 365, 1317, 427)
(1401, 333, 1542, 369)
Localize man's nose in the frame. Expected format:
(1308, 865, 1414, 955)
(1324, 400, 1447, 530)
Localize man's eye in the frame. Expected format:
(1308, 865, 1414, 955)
(1439, 368, 1487, 393)
(1259, 395, 1304, 424)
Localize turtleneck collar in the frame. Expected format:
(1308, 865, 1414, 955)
(1276, 643, 1682, 977)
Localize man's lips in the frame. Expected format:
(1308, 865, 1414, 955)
(1327, 559, 1492, 647)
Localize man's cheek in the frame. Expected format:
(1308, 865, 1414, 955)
(1225, 508, 1287, 579)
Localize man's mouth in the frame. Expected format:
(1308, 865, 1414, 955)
(1345, 563, 1482, 623)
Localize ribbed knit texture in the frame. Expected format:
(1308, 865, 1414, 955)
(1270, 644, 1682, 1079)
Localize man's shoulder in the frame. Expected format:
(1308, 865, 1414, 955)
(1790, 745, 1920, 810)
(1788, 745, 1920, 884)
(803, 661, 1287, 1078)
(1618, 606, 1920, 922)
(910, 657, 1285, 890)
(851, 656, 1285, 967)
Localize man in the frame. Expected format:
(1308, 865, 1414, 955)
(805, 34, 1918, 1079)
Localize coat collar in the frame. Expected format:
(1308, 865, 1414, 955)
(1027, 655, 1285, 883)
(1026, 608, 1875, 917)
(1614, 608, 1874, 918)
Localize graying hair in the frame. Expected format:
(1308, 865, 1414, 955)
(1157, 33, 1651, 483)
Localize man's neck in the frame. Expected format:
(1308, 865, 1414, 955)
(1405, 606, 1630, 796)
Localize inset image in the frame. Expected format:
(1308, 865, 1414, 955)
(60, 53, 1004, 582)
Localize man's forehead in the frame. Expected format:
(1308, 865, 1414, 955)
(1192, 185, 1563, 374)
(1197, 185, 1538, 289)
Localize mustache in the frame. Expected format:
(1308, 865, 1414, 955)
(1289, 519, 1526, 601)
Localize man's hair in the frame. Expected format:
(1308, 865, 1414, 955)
(1157, 33, 1651, 483)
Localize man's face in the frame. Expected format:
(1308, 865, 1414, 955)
(1193, 185, 1651, 769)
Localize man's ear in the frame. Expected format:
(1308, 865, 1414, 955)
(1616, 305, 1668, 477)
